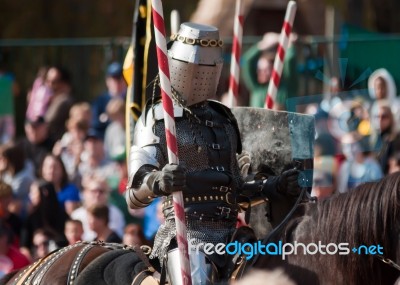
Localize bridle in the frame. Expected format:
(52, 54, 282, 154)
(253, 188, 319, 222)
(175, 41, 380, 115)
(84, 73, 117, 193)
(11, 241, 156, 285)
(251, 184, 312, 266)
(375, 254, 400, 272)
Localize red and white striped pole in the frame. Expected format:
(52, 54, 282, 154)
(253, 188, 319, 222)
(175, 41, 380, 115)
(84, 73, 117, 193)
(151, 1, 192, 285)
(264, 0, 297, 109)
(228, 0, 244, 108)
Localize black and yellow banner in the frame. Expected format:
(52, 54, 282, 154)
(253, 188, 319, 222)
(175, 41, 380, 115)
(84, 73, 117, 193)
(124, 0, 158, 158)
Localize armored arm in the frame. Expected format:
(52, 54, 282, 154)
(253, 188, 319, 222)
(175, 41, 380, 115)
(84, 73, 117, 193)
(126, 146, 159, 209)
(126, 103, 161, 209)
(241, 169, 301, 202)
(126, 101, 188, 209)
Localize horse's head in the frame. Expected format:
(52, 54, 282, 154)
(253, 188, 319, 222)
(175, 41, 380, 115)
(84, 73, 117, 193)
(252, 172, 400, 285)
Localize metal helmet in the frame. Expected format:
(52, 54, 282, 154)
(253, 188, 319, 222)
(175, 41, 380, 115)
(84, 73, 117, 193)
(168, 22, 224, 106)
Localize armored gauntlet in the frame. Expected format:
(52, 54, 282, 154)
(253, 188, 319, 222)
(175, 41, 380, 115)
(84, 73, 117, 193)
(146, 164, 187, 196)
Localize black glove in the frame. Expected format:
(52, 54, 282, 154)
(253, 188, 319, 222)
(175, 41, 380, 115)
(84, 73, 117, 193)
(146, 164, 186, 196)
(277, 169, 301, 197)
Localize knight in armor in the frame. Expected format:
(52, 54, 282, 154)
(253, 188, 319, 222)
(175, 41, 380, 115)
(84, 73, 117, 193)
(126, 22, 301, 284)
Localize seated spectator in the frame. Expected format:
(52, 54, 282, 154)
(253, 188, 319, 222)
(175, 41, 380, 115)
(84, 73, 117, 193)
(54, 102, 91, 183)
(78, 129, 120, 184)
(44, 66, 74, 141)
(40, 154, 80, 215)
(71, 176, 125, 241)
(0, 221, 30, 274)
(64, 219, 84, 245)
(20, 180, 68, 260)
(368, 68, 400, 128)
(26, 66, 53, 122)
(91, 62, 127, 139)
(0, 142, 34, 218)
(337, 138, 383, 193)
(66, 102, 92, 127)
(19, 116, 54, 175)
(57, 119, 87, 184)
(368, 68, 397, 102)
(0, 181, 22, 247)
(123, 223, 146, 246)
(369, 100, 400, 174)
(31, 228, 65, 261)
(104, 98, 126, 160)
(87, 205, 121, 243)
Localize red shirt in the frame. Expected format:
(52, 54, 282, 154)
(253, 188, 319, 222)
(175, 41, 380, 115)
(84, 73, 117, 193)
(7, 246, 30, 270)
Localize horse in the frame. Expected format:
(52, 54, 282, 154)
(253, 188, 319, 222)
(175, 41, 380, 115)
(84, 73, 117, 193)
(4, 173, 400, 285)
(0, 242, 158, 285)
(251, 172, 400, 285)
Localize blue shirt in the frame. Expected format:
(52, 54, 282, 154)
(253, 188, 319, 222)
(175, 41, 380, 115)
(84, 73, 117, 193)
(143, 198, 161, 241)
(57, 183, 81, 207)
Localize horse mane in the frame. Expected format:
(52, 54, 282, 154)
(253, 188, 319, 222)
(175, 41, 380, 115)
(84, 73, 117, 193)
(309, 172, 400, 284)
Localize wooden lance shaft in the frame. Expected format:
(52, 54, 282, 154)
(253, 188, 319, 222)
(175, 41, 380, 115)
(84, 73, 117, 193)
(265, 0, 297, 109)
(151, 1, 192, 284)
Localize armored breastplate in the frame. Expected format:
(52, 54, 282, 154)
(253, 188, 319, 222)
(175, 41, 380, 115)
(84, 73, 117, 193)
(154, 102, 236, 172)
(152, 102, 242, 220)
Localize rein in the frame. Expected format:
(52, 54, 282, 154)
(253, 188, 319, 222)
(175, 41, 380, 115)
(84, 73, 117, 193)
(11, 241, 156, 285)
(251, 186, 312, 266)
(13, 243, 75, 285)
(375, 255, 400, 272)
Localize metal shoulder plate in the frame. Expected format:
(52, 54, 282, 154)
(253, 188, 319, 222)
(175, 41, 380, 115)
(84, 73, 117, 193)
(133, 102, 183, 148)
(129, 145, 160, 176)
(130, 102, 184, 175)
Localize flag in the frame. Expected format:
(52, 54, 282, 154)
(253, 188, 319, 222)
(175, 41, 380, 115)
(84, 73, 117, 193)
(125, 0, 157, 160)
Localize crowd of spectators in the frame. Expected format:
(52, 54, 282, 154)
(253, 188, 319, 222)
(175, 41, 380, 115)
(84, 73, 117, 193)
(0, 62, 156, 275)
(309, 68, 400, 199)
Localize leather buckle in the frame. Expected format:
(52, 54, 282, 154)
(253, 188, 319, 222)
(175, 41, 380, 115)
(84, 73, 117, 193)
(225, 192, 236, 205)
(219, 207, 231, 218)
(212, 144, 221, 150)
(205, 120, 214, 127)
(219, 186, 229, 192)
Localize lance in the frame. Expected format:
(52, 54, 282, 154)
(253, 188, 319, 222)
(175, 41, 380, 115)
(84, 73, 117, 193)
(228, 0, 244, 108)
(264, 0, 297, 109)
(151, 1, 192, 284)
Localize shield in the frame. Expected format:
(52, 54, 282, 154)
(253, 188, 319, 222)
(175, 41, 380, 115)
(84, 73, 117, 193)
(231, 107, 315, 238)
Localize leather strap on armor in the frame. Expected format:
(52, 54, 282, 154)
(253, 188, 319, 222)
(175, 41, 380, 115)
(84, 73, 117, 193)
(208, 100, 242, 154)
